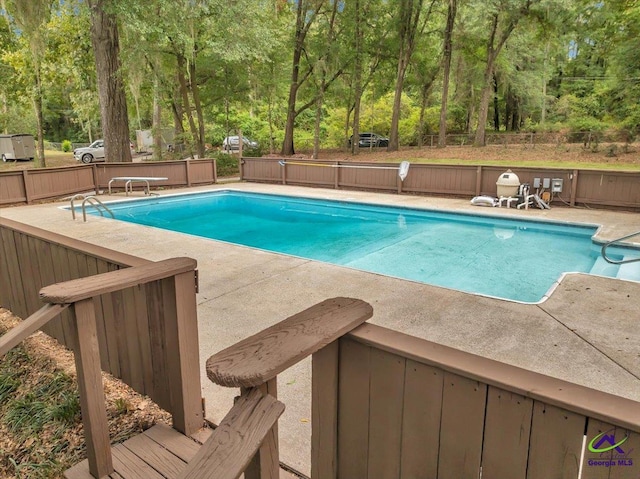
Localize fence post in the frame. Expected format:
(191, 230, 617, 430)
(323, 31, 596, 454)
(185, 159, 192, 187)
(72, 298, 113, 478)
(335, 162, 339, 189)
(91, 165, 99, 195)
(570, 170, 579, 206)
(312, 341, 339, 479)
(282, 160, 287, 185)
(476, 166, 483, 196)
(213, 158, 217, 184)
(162, 271, 204, 436)
(21, 170, 31, 204)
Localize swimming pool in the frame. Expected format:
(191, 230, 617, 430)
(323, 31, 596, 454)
(83, 190, 640, 303)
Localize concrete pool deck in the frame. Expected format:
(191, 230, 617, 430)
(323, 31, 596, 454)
(1, 182, 639, 475)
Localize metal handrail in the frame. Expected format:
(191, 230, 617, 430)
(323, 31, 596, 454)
(601, 230, 640, 265)
(81, 196, 115, 222)
(69, 193, 88, 220)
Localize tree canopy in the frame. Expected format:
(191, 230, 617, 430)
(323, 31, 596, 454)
(1, 0, 637, 160)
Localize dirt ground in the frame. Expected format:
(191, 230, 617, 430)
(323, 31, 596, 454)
(312, 142, 640, 168)
(0, 309, 172, 478)
(1, 142, 639, 172)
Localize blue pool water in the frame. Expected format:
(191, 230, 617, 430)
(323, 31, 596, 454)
(85, 190, 640, 302)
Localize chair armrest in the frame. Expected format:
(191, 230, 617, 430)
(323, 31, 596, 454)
(206, 297, 373, 388)
(177, 388, 284, 479)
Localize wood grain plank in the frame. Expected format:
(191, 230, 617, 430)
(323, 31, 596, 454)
(145, 280, 172, 413)
(72, 298, 113, 478)
(400, 360, 444, 479)
(17, 231, 41, 314)
(165, 271, 202, 435)
(144, 424, 202, 463)
(40, 257, 197, 303)
(207, 297, 374, 388)
(0, 304, 69, 357)
(582, 418, 616, 479)
(33, 238, 66, 343)
(526, 401, 586, 479)
(244, 379, 280, 479)
(0, 228, 14, 310)
(179, 388, 285, 479)
(481, 387, 533, 479)
(608, 429, 639, 479)
(84, 256, 110, 372)
(109, 263, 131, 387)
(437, 372, 486, 479)
(122, 433, 186, 478)
(122, 285, 144, 393)
(97, 260, 121, 378)
(51, 245, 76, 350)
(311, 341, 339, 479)
(368, 348, 406, 479)
(133, 284, 153, 397)
(1, 228, 27, 317)
(111, 443, 164, 479)
(337, 337, 371, 479)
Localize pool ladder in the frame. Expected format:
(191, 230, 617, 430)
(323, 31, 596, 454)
(601, 230, 640, 265)
(69, 194, 114, 222)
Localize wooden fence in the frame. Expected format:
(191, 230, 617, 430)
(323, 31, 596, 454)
(0, 158, 217, 205)
(0, 217, 202, 426)
(242, 158, 640, 211)
(205, 296, 640, 479)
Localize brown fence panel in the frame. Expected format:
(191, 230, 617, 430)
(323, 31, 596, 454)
(0, 218, 186, 413)
(526, 402, 585, 479)
(241, 157, 282, 182)
(94, 162, 184, 191)
(26, 166, 96, 201)
(285, 162, 335, 187)
(0, 171, 27, 204)
(337, 338, 371, 478)
(481, 387, 533, 479)
(575, 170, 640, 208)
(403, 164, 478, 196)
(188, 158, 217, 185)
(339, 163, 397, 192)
(331, 324, 640, 479)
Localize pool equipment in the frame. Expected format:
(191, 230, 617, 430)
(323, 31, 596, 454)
(496, 170, 520, 198)
(278, 160, 411, 181)
(470, 195, 498, 207)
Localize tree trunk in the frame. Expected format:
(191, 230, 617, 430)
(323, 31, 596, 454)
(350, 0, 363, 154)
(473, 9, 523, 147)
(388, 0, 425, 152)
(32, 68, 46, 167)
(493, 73, 500, 131)
(438, 0, 456, 148)
(87, 0, 131, 163)
(190, 61, 205, 159)
(281, 2, 307, 156)
(153, 79, 162, 160)
(176, 54, 198, 158)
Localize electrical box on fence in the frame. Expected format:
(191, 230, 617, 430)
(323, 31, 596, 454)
(543, 178, 551, 189)
(533, 178, 541, 188)
(552, 178, 563, 193)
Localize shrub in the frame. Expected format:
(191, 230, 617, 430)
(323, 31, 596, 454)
(213, 153, 240, 177)
(61, 140, 72, 152)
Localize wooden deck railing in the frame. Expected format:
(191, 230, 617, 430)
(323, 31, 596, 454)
(208, 299, 640, 479)
(0, 258, 204, 478)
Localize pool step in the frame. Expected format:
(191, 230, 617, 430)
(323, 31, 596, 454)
(589, 256, 619, 277)
(617, 256, 640, 281)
